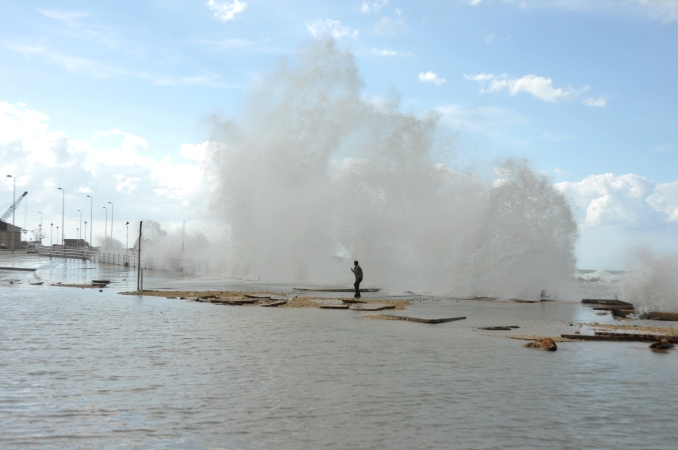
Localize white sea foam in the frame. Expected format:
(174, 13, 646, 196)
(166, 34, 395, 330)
(622, 247, 678, 313)
(205, 40, 579, 298)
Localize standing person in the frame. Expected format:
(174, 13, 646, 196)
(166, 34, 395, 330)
(351, 260, 363, 298)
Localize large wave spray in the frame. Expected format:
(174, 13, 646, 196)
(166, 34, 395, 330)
(207, 40, 578, 298)
(622, 248, 678, 313)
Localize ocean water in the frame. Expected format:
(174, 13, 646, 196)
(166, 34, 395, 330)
(1, 257, 678, 449)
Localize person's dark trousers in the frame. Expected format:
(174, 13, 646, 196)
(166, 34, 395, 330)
(354, 278, 362, 297)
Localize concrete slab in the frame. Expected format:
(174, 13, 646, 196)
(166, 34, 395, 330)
(349, 303, 395, 311)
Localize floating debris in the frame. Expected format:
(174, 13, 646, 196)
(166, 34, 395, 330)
(364, 315, 466, 324)
(259, 300, 287, 307)
(478, 326, 520, 330)
(349, 303, 395, 311)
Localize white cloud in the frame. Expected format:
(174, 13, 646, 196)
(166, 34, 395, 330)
(361, 1, 389, 14)
(647, 181, 678, 221)
(206, 0, 246, 22)
(370, 47, 413, 57)
(555, 173, 678, 227)
(465, 73, 593, 103)
(470, 0, 483, 5)
(307, 19, 359, 40)
(0, 101, 210, 238)
(419, 71, 447, 86)
(583, 96, 607, 107)
(485, 33, 495, 44)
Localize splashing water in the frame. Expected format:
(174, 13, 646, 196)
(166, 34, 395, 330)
(622, 248, 678, 313)
(207, 40, 578, 298)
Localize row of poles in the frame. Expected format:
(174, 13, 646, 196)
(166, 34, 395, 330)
(6, 174, 123, 249)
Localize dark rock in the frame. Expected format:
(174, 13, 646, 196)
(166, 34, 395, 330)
(649, 339, 675, 350)
(524, 338, 558, 351)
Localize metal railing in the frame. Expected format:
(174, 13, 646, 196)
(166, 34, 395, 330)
(37, 246, 225, 274)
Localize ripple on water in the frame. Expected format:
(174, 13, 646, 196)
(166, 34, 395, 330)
(1, 286, 678, 449)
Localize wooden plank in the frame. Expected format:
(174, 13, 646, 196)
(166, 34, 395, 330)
(320, 304, 350, 309)
(649, 312, 678, 321)
(210, 298, 257, 305)
(582, 299, 633, 307)
(478, 326, 520, 330)
(245, 294, 271, 299)
(0, 267, 37, 272)
(259, 300, 287, 307)
(294, 287, 380, 293)
(378, 315, 466, 324)
(561, 334, 678, 343)
(349, 303, 395, 311)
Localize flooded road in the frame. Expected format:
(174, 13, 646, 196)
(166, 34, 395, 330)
(1, 255, 677, 449)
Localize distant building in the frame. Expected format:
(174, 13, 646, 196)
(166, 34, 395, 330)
(64, 238, 89, 248)
(0, 220, 22, 249)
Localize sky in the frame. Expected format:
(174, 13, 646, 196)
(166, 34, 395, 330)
(0, 0, 677, 269)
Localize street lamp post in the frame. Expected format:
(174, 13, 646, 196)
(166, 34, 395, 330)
(50, 223, 53, 247)
(103, 206, 108, 242)
(84, 221, 88, 247)
(86, 195, 93, 247)
(57, 187, 65, 246)
(125, 221, 130, 267)
(6, 175, 15, 254)
(108, 202, 113, 242)
(77, 210, 82, 248)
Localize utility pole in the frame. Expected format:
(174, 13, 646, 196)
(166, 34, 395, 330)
(57, 187, 64, 246)
(137, 221, 143, 292)
(125, 221, 129, 266)
(86, 195, 93, 247)
(6, 175, 15, 254)
(77, 210, 82, 244)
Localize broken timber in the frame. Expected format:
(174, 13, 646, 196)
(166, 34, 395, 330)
(209, 298, 258, 305)
(349, 303, 395, 311)
(259, 300, 287, 307)
(562, 333, 678, 343)
(478, 326, 520, 330)
(649, 312, 678, 321)
(320, 304, 350, 309)
(376, 315, 466, 324)
(294, 287, 380, 293)
(582, 299, 634, 307)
